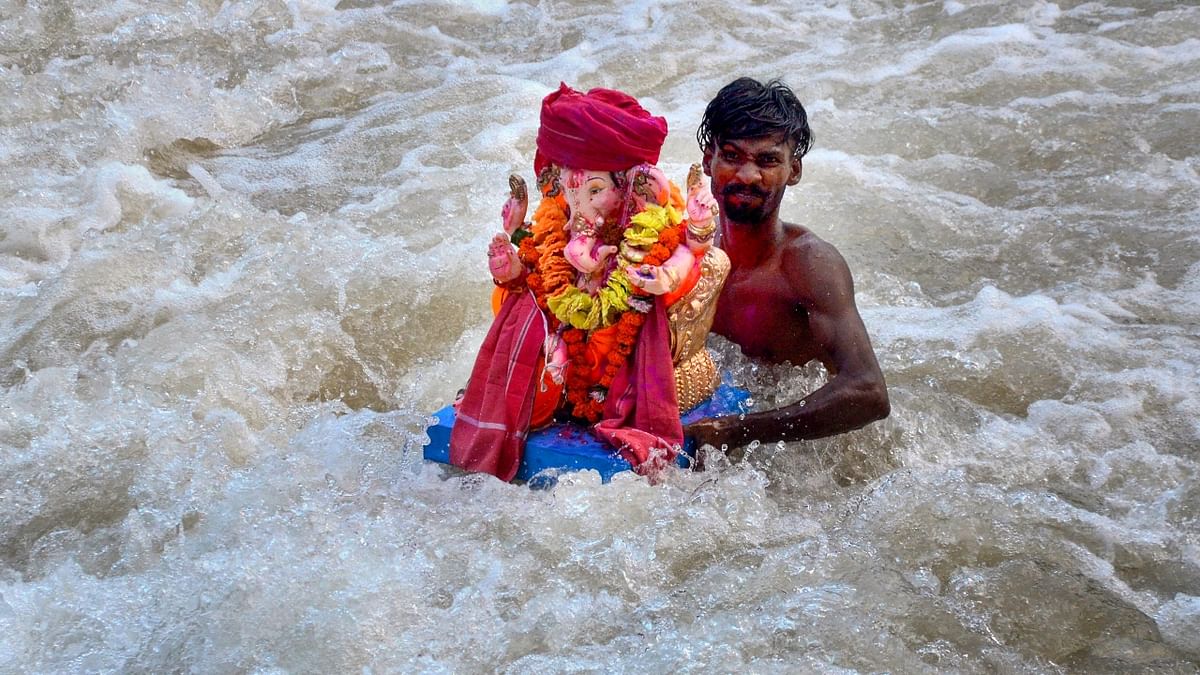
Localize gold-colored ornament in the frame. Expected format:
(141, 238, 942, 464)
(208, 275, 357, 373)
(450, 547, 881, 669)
(686, 163, 704, 191)
(537, 165, 562, 197)
(632, 167, 661, 205)
(619, 241, 647, 263)
(508, 174, 528, 203)
(687, 218, 717, 242)
(668, 246, 731, 408)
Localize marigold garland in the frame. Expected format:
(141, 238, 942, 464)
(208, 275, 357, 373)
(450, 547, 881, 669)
(558, 220, 681, 422)
(545, 204, 681, 331)
(530, 195, 573, 311)
(518, 182, 687, 423)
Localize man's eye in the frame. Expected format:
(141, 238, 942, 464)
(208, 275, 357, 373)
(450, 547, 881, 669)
(759, 157, 781, 167)
(721, 152, 738, 162)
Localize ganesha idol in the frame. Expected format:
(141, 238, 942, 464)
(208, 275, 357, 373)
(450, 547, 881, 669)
(449, 84, 730, 481)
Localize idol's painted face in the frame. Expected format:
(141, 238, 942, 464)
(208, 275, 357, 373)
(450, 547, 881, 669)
(562, 168, 623, 230)
(703, 135, 801, 226)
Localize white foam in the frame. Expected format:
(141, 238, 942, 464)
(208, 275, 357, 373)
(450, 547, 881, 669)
(870, 285, 1118, 353)
(1157, 594, 1200, 657)
(4, 0, 1200, 669)
(78, 163, 195, 234)
(186, 163, 224, 199)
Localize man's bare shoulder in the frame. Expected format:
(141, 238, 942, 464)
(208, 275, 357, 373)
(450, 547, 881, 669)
(778, 223, 854, 300)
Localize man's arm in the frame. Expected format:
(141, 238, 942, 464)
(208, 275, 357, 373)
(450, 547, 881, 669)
(685, 244, 889, 449)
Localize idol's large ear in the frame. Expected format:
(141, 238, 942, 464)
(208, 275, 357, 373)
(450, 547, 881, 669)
(626, 164, 670, 207)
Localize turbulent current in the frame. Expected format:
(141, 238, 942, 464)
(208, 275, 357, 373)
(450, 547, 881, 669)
(2, 0, 1199, 671)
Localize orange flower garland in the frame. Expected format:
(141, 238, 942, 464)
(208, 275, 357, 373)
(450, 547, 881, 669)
(525, 191, 574, 311)
(561, 224, 683, 422)
(517, 177, 686, 423)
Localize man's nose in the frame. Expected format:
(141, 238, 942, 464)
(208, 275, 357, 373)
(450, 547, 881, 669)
(735, 161, 761, 183)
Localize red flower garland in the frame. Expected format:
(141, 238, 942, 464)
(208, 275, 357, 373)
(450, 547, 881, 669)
(559, 224, 683, 422)
(517, 178, 686, 423)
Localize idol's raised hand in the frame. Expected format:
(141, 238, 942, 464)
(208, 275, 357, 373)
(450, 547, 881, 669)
(501, 174, 529, 236)
(487, 233, 522, 283)
(685, 163, 718, 230)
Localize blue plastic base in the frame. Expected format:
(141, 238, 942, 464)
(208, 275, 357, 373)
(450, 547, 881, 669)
(423, 382, 751, 483)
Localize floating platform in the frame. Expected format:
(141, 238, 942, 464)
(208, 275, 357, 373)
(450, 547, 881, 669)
(423, 382, 751, 483)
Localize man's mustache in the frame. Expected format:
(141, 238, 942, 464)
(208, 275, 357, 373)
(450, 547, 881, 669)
(722, 184, 769, 199)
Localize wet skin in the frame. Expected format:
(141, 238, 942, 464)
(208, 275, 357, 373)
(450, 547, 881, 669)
(685, 135, 890, 450)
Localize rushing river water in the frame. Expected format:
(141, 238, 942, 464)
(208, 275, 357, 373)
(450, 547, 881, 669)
(2, 0, 1199, 671)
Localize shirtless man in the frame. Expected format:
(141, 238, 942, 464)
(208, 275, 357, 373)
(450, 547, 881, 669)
(684, 77, 890, 451)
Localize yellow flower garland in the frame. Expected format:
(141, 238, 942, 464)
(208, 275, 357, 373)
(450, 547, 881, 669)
(546, 204, 682, 330)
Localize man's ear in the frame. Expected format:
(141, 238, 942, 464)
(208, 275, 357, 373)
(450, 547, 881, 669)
(702, 147, 714, 176)
(788, 157, 803, 185)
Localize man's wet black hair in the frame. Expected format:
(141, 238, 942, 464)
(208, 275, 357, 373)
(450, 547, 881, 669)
(697, 77, 813, 159)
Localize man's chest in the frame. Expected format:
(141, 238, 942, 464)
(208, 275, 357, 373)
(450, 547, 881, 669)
(711, 272, 816, 363)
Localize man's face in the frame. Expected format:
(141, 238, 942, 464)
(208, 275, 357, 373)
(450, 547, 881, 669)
(562, 168, 623, 230)
(703, 135, 802, 226)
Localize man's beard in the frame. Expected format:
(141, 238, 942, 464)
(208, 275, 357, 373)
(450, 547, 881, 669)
(720, 185, 774, 225)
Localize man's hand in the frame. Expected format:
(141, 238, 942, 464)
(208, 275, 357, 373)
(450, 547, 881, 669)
(684, 415, 738, 451)
(685, 416, 752, 466)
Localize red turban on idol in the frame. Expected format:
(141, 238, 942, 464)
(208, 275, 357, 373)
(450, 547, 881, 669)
(534, 83, 668, 174)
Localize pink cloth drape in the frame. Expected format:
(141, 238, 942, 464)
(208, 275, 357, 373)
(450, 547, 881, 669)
(594, 299, 683, 475)
(449, 292, 547, 481)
